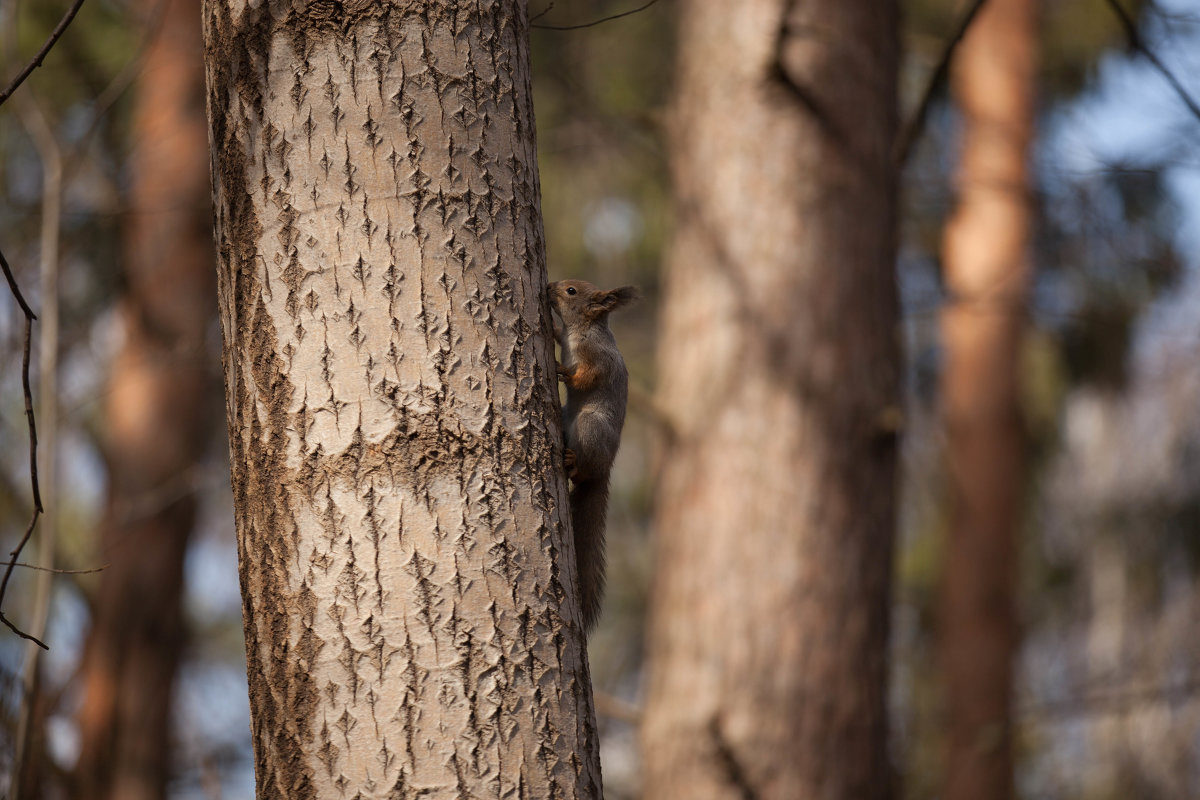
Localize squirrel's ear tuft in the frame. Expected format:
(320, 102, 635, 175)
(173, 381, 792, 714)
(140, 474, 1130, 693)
(591, 285, 639, 316)
(608, 286, 640, 307)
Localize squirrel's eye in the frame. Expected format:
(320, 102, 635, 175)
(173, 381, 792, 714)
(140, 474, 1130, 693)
(566, 287, 577, 295)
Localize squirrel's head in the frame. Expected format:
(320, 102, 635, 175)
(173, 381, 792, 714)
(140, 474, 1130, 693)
(549, 280, 639, 326)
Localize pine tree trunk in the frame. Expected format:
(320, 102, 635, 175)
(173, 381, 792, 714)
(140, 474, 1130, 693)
(938, 0, 1036, 797)
(641, 1, 900, 798)
(202, 3, 601, 797)
(75, 0, 216, 797)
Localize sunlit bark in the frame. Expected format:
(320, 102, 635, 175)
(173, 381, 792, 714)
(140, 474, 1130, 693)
(203, 2, 600, 796)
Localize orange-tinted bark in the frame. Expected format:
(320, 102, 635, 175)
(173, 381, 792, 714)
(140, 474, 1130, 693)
(74, 0, 216, 797)
(939, 1, 1037, 798)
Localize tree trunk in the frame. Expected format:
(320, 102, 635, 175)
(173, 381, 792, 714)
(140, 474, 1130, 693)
(641, 2, 900, 799)
(202, 3, 601, 798)
(75, 0, 216, 797)
(938, 0, 1036, 797)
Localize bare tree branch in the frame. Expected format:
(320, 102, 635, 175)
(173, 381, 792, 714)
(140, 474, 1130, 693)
(1103, 0, 1200, 124)
(0, 0, 167, 652)
(7, 562, 107, 575)
(894, 0, 989, 168)
(0, 247, 46, 650)
(532, 0, 662, 31)
(0, 0, 88, 108)
(0, 247, 37, 324)
(529, 2, 555, 24)
(0, 521, 46, 649)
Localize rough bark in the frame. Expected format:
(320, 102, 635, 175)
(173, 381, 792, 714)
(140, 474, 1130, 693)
(938, 0, 1036, 798)
(75, 0, 217, 797)
(202, 2, 600, 798)
(641, 1, 900, 799)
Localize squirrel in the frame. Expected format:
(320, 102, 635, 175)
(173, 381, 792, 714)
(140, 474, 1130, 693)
(549, 279, 638, 633)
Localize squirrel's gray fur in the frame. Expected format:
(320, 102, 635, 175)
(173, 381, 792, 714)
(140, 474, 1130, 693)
(549, 279, 638, 633)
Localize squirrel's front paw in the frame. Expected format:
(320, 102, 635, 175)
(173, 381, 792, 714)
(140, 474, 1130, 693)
(563, 448, 578, 480)
(556, 363, 574, 383)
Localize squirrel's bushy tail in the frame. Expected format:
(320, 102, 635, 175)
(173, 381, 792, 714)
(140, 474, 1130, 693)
(570, 475, 609, 633)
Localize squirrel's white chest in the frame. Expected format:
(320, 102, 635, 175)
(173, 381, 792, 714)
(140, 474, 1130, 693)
(563, 329, 586, 366)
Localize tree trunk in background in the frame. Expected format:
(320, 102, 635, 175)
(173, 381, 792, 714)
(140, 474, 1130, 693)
(75, 0, 216, 797)
(938, 0, 1036, 797)
(203, 2, 600, 797)
(641, 1, 900, 798)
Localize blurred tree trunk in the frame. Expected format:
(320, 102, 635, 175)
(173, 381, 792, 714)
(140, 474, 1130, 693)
(938, 0, 1036, 798)
(203, 2, 601, 797)
(75, 0, 216, 798)
(641, 1, 900, 798)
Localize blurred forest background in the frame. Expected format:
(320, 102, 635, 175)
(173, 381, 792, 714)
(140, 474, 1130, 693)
(2, 0, 1200, 797)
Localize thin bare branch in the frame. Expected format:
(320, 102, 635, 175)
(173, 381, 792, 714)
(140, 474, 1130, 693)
(529, 2, 555, 24)
(0, 614, 46, 649)
(0, 252, 43, 517)
(0, 246, 38, 322)
(0, 0, 169, 651)
(532, 0, 662, 31)
(0, 0, 89, 108)
(894, 0, 989, 167)
(8, 562, 108, 575)
(0, 247, 46, 653)
(0, 511, 47, 651)
(1103, 0, 1200, 124)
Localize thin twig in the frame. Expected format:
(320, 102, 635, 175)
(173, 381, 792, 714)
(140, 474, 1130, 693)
(0, 518, 46, 649)
(0, 250, 42, 519)
(0, 0, 143, 654)
(532, 0, 662, 31)
(0, 0, 167, 650)
(0, 247, 46, 649)
(1103, 0, 1200, 124)
(7, 562, 108, 575)
(529, 2, 555, 24)
(16, 312, 40, 515)
(0, 0, 89, 108)
(893, 0, 990, 168)
(0, 246, 38, 323)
